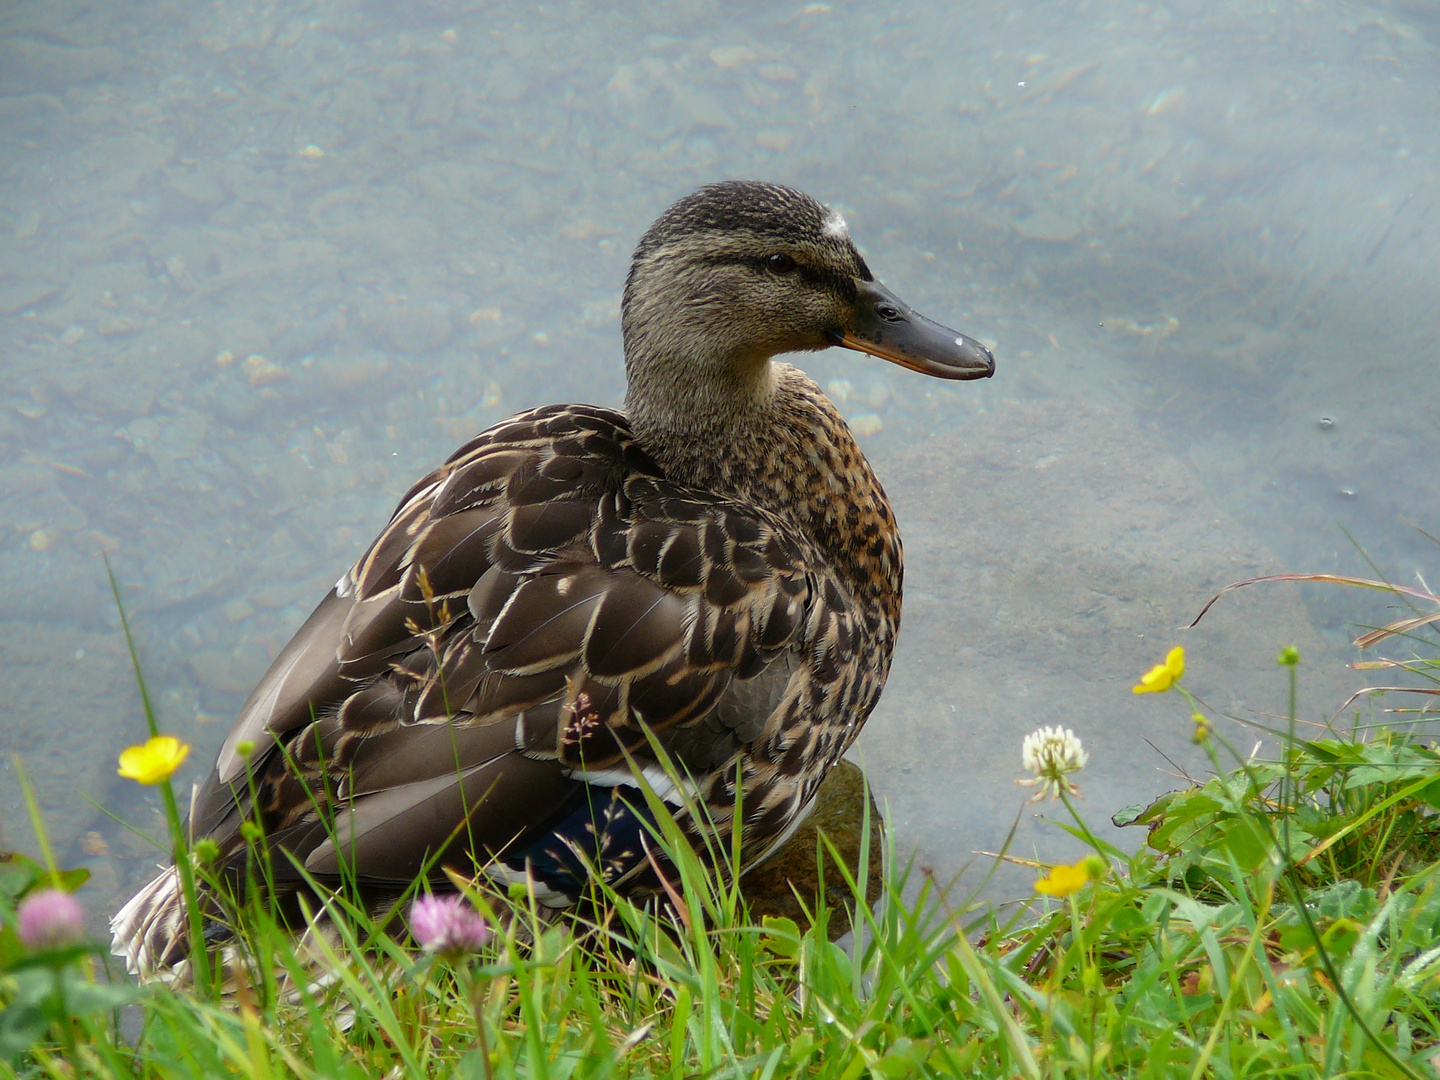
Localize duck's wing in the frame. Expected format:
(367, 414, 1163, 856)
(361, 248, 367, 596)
(189, 403, 817, 884)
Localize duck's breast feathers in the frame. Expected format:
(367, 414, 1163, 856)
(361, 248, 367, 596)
(196, 403, 818, 840)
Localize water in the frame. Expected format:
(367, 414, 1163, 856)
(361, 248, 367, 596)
(2, 0, 1436, 922)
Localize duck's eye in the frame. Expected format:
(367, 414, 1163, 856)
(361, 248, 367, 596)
(766, 253, 797, 274)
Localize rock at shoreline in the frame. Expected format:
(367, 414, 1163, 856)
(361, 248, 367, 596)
(741, 760, 884, 940)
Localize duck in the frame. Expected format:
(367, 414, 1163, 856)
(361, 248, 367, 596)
(111, 180, 995, 977)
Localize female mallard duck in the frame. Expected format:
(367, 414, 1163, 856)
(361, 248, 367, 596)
(112, 180, 994, 975)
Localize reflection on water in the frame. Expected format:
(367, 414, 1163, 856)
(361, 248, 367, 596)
(1, 0, 1436, 919)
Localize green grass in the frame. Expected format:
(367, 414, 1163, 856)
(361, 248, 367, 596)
(3, 571, 1440, 1078)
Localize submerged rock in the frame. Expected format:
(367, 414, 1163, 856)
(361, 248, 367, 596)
(741, 759, 884, 940)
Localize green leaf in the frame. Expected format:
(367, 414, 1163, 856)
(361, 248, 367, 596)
(0, 854, 89, 905)
(929, 1039, 983, 1075)
(759, 915, 800, 959)
(1314, 880, 1378, 922)
(1320, 917, 1362, 959)
(0, 999, 48, 1063)
(1113, 792, 1176, 829)
(50, 867, 90, 894)
(2, 942, 97, 974)
(1216, 815, 1271, 873)
(1277, 921, 1315, 954)
(0, 853, 45, 903)
(0, 968, 58, 1061)
(877, 1037, 932, 1078)
(0, 926, 23, 972)
(1106, 902, 1151, 936)
(787, 1031, 815, 1065)
(1421, 778, 1440, 810)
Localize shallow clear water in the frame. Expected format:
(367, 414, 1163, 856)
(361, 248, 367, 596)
(1, 0, 1436, 920)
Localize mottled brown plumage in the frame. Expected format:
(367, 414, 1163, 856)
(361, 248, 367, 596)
(112, 181, 994, 977)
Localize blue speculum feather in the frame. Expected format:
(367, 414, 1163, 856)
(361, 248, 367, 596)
(500, 783, 664, 901)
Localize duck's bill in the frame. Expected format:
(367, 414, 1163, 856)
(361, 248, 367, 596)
(835, 281, 996, 380)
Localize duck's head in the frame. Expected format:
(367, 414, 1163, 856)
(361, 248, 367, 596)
(621, 180, 994, 437)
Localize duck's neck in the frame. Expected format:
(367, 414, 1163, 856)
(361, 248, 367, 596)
(624, 345, 779, 458)
(620, 255, 788, 470)
(625, 355, 903, 631)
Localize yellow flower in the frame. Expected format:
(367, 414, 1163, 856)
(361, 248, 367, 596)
(117, 735, 190, 785)
(1034, 856, 1105, 898)
(1133, 645, 1185, 694)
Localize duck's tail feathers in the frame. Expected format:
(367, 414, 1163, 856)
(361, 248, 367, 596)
(111, 871, 365, 1018)
(110, 865, 189, 981)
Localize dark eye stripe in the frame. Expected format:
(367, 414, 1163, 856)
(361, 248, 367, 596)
(695, 254, 858, 302)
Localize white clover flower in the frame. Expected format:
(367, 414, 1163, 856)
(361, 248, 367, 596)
(1018, 725, 1088, 802)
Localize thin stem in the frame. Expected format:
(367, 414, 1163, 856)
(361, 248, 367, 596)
(158, 776, 213, 997)
(106, 554, 214, 996)
(13, 760, 62, 890)
(104, 555, 159, 739)
(467, 968, 494, 1080)
(49, 963, 78, 1065)
(1058, 789, 1106, 859)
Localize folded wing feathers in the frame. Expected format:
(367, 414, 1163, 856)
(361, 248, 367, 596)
(184, 404, 828, 900)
